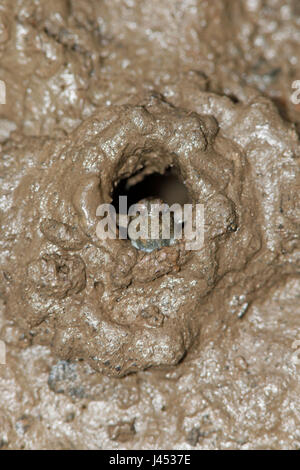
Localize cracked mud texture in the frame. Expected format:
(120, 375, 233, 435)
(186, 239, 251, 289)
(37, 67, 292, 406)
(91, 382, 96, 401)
(0, 0, 300, 449)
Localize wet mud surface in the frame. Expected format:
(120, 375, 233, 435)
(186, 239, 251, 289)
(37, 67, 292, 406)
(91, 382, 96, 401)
(0, 0, 299, 449)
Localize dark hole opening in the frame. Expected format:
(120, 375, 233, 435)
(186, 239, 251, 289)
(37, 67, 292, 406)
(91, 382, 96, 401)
(112, 166, 190, 214)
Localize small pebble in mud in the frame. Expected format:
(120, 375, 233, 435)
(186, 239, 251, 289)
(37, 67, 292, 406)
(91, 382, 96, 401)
(0, 438, 8, 449)
(108, 420, 136, 442)
(127, 198, 177, 252)
(234, 355, 249, 371)
(186, 427, 205, 446)
(48, 360, 85, 398)
(139, 305, 164, 328)
(15, 415, 34, 436)
(65, 412, 76, 423)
